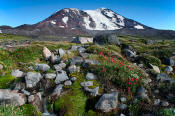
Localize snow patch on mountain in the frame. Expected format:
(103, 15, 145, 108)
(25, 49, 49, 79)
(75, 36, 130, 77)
(83, 16, 93, 30)
(59, 26, 65, 28)
(62, 17, 69, 26)
(134, 25, 144, 29)
(84, 9, 121, 30)
(51, 20, 56, 25)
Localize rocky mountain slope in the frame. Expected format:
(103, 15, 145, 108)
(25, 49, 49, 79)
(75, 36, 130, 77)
(1, 8, 175, 40)
(0, 34, 175, 116)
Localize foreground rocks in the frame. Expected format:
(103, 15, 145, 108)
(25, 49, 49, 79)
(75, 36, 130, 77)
(25, 72, 42, 88)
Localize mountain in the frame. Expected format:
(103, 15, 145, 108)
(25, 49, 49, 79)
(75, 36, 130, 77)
(0, 8, 175, 40)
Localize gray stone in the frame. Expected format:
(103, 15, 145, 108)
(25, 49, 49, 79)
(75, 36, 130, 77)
(161, 101, 169, 107)
(165, 58, 174, 66)
(154, 99, 160, 106)
(50, 53, 57, 64)
(45, 73, 56, 79)
(118, 103, 127, 110)
(0, 89, 26, 106)
(0, 64, 3, 70)
(55, 70, 69, 84)
(70, 45, 80, 51)
(86, 73, 97, 80)
(156, 73, 173, 83)
(123, 49, 136, 57)
(58, 62, 66, 69)
(145, 40, 154, 45)
(120, 97, 127, 102)
(95, 92, 118, 112)
(72, 37, 93, 44)
(71, 77, 77, 81)
(14, 82, 25, 90)
(43, 47, 52, 60)
(120, 114, 126, 116)
(51, 84, 63, 96)
(21, 89, 30, 96)
(164, 66, 173, 73)
(68, 65, 80, 73)
(53, 64, 62, 71)
(58, 48, 65, 58)
(11, 69, 24, 78)
(36, 64, 50, 72)
(81, 81, 93, 87)
(84, 86, 99, 96)
(64, 80, 72, 86)
(79, 53, 89, 58)
(149, 64, 160, 73)
(70, 56, 84, 65)
(25, 72, 42, 88)
(78, 47, 86, 53)
(108, 35, 121, 45)
(138, 64, 144, 68)
(136, 87, 148, 99)
(83, 59, 99, 68)
(28, 95, 35, 102)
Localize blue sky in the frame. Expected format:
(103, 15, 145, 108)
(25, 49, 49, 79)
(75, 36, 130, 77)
(0, 0, 175, 30)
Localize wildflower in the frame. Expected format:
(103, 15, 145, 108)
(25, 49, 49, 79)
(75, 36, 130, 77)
(99, 51, 104, 56)
(128, 82, 131, 85)
(102, 66, 106, 72)
(130, 78, 134, 81)
(135, 78, 138, 81)
(126, 65, 130, 69)
(105, 56, 108, 60)
(111, 58, 116, 63)
(133, 82, 136, 85)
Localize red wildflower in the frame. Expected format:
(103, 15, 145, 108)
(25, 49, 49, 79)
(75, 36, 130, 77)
(135, 78, 138, 81)
(105, 56, 108, 60)
(99, 51, 104, 56)
(126, 65, 130, 69)
(102, 66, 106, 72)
(128, 82, 131, 85)
(133, 82, 136, 85)
(130, 78, 134, 81)
(108, 53, 111, 57)
(111, 58, 116, 63)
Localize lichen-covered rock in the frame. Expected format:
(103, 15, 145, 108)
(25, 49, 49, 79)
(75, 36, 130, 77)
(51, 84, 63, 97)
(43, 47, 52, 60)
(55, 70, 69, 84)
(95, 92, 118, 112)
(84, 86, 99, 96)
(36, 64, 50, 72)
(68, 65, 80, 73)
(164, 58, 174, 66)
(45, 73, 56, 79)
(164, 66, 173, 73)
(0, 89, 26, 106)
(11, 69, 24, 78)
(70, 56, 84, 65)
(25, 72, 42, 88)
(64, 80, 72, 86)
(81, 81, 93, 87)
(156, 73, 174, 83)
(58, 48, 65, 58)
(72, 37, 93, 44)
(86, 73, 97, 80)
(149, 64, 160, 73)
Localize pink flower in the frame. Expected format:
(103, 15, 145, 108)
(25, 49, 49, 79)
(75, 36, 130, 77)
(130, 78, 134, 81)
(128, 82, 131, 85)
(102, 66, 106, 72)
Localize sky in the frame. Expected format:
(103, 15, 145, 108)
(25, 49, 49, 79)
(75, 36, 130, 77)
(0, 0, 175, 30)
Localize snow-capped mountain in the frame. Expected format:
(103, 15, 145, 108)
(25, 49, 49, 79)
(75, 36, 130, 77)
(2, 7, 175, 40)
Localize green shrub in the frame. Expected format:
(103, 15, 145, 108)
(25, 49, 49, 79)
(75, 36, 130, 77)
(0, 74, 17, 89)
(140, 54, 161, 66)
(156, 108, 175, 116)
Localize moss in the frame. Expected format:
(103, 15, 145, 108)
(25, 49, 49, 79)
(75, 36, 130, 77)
(0, 74, 18, 89)
(54, 72, 87, 116)
(0, 104, 42, 116)
(140, 54, 161, 66)
(156, 108, 175, 116)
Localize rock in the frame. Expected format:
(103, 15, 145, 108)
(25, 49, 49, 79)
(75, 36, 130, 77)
(95, 92, 118, 112)
(21, 89, 30, 96)
(70, 56, 84, 65)
(72, 37, 93, 44)
(165, 58, 174, 66)
(79, 53, 89, 58)
(55, 70, 69, 84)
(84, 87, 99, 96)
(138, 64, 144, 68)
(86, 73, 97, 80)
(118, 103, 127, 110)
(70, 45, 80, 51)
(36, 64, 50, 72)
(81, 81, 93, 87)
(78, 47, 86, 53)
(0, 64, 3, 70)
(161, 101, 169, 107)
(123, 49, 136, 58)
(121, 44, 133, 50)
(149, 64, 160, 73)
(108, 34, 121, 45)
(28, 93, 43, 111)
(68, 65, 80, 73)
(14, 82, 25, 90)
(25, 72, 42, 88)
(45, 73, 56, 79)
(120, 97, 127, 102)
(120, 114, 126, 116)
(136, 87, 148, 99)
(145, 40, 154, 45)
(64, 80, 72, 86)
(164, 66, 173, 73)
(50, 53, 58, 64)
(66, 50, 72, 55)
(58, 62, 66, 69)
(58, 48, 65, 58)
(156, 73, 173, 83)
(0, 89, 26, 106)
(71, 77, 77, 81)
(11, 69, 24, 78)
(43, 47, 52, 60)
(154, 99, 160, 106)
(51, 84, 63, 96)
(82, 59, 99, 68)
(53, 64, 62, 71)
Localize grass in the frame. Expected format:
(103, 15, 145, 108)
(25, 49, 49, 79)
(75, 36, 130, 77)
(0, 33, 30, 40)
(0, 74, 18, 89)
(139, 54, 161, 66)
(0, 104, 42, 116)
(156, 108, 175, 116)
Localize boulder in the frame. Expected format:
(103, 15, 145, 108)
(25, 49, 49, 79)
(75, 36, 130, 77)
(71, 77, 77, 81)
(86, 73, 97, 80)
(164, 66, 173, 73)
(164, 58, 174, 66)
(43, 47, 52, 60)
(81, 81, 93, 87)
(0, 89, 26, 106)
(28, 93, 43, 111)
(83, 59, 99, 68)
(58, 62, 66, 69)
(11, 69, 24, 78)
(84, 86, 99, 96)
(70, 45, 80, 51)
(53, 64, 62, 71)
(58, 48, 65, 58)
(79, 53, 90, 58)
(70, 56, 84, 65)
(120, 97, 127, 102)
(68, 65, 80, 73)
(78, 47, 86, 53)
(51, 84, 63, 97)
(36, 64, 50, 72)
(123, 49, 136, 58)
(55, 70, 69, 84)
(149, 64, 160, 73)
(95, 92, 119, 112)
(25, 72, 42, 88)
(45, 73, 56, 79)
(13, 82, 25, 90)
(64, 80, 72, 86)
(156, 73, 174, 83)
(118, 103, 127, 110)
(108, 34, 121, 45)
(72, 37, 93, 44)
